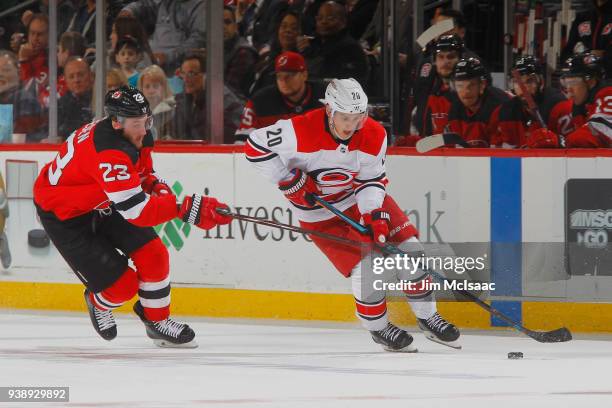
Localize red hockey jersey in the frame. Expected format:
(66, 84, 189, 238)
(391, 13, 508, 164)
(497, 88, 574, 147)
(566, 82, 612, 147)
(446, 86, 511, 147)
(33, 118, 178, 225)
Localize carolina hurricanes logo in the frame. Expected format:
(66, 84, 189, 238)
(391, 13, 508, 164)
(309, 168, 358, 188)
(578, 21, 591, 36)
(603, 23, 612, 36)
(112, 91, 122, 99)
(278, 56, 288, 66)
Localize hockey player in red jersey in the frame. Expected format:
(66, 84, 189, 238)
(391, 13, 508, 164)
(245, 78, 461, 351)
(445, 57, 510, 147)
(413, 34, 464, 138)
(498, 56, 574, 148)
(33, 86, 231, 347)
(561, 52, 612, 148)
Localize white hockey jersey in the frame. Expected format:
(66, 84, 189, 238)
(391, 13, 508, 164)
(245, 107, 388, 223)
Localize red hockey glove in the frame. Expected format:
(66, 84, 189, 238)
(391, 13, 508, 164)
(565, 126, 610, 148)
(526, 128, 559, 149)
(278, 168, 321, 208)
(363, 208, 391, 244)
(141, 174, 171, 196)
(179, 195, 232, 230)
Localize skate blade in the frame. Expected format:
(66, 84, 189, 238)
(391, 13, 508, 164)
(383, 344, 418, 353)
(153, 339, 199, 349)
(422, 331, 462, 349)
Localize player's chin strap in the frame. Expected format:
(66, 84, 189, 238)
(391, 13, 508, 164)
(307, 193, 573, 344)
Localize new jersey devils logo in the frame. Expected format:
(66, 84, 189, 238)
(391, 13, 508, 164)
(278, 56, 288, 66)
(112, 91, 122, 99)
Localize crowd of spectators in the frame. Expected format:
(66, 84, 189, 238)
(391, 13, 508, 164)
(0, 0, 608, 147)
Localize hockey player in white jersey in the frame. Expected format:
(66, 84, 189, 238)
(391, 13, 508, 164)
(246, 78, 460, 351)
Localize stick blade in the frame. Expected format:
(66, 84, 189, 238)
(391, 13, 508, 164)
(416, 19, 454, 48)
(416, 133, 467, 153)
(529, 327, 572, 343)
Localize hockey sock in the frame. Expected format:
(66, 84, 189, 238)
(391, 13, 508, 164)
(131, 238, 171, 321)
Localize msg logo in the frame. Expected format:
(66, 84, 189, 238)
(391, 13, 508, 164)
(576, 229, 608, 248)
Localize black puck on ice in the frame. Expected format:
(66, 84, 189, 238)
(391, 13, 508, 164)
(28, 229, 50, 248)
(507, 352, 523, 359)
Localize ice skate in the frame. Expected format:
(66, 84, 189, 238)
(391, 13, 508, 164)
(370, 322, 418, 352)
(417, 312, 461, 349)
(133, 301, 197, 348)
(84, 289, 117, 341)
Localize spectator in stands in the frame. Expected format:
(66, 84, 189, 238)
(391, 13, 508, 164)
(237, 0, 289, 52)
(66, 0, 96, 47)
(106, 68, 128, 91)
(235, 51, 325, 142)
(445, 57, 510, 147)
(138, 65, 176, 140)
(224, 5, 258, 99)
(120, 0, 206, 74)
(22, 0, 76, 39)
(18, 14, 48, 86)
(114, 36, 144, 88)
(561, 0, 611, 78)
(346, 0, 380, 40)
(109, 15, 154, 71)
(299, 1, 369, 86)
(560, 52, 611, 148)
(250, 10, 301, 96)
(57, 31, 87, 95)
(58, 32, 86, 69)
(173, 52, 243, 143)
(0, 50, 44, 143)
(498, 56, 574, 149)
(9, 33, 26, 54)
(57, 57, 93, 140)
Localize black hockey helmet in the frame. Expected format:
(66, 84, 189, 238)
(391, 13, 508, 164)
(105, 86, 151, 119)
(451, 57, 487, 81)
(434, 34, 464, 55)
(512, 55, 542, 76)
(560, 52, 605, 80)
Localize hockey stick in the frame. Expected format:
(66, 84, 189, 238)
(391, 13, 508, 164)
(416, 19, 455, 48)
(308, 194, 572, 343)
(415, 132, 470, 153)
(511, 69, 546, 128)
(215, 208, 373, 250)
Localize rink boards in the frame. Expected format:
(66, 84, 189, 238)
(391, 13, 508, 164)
(1, 145, 611, 332)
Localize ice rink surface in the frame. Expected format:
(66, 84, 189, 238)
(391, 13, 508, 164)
(0, 310, 611, 408)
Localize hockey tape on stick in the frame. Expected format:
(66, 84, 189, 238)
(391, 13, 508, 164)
(310, 194, 572, 344)
(416, 19, 455, 48)
(416, 133, 469, 153)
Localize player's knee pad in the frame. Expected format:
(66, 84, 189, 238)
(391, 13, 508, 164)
(131, 238, 169, 282)
(93, 266, 138, 309)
